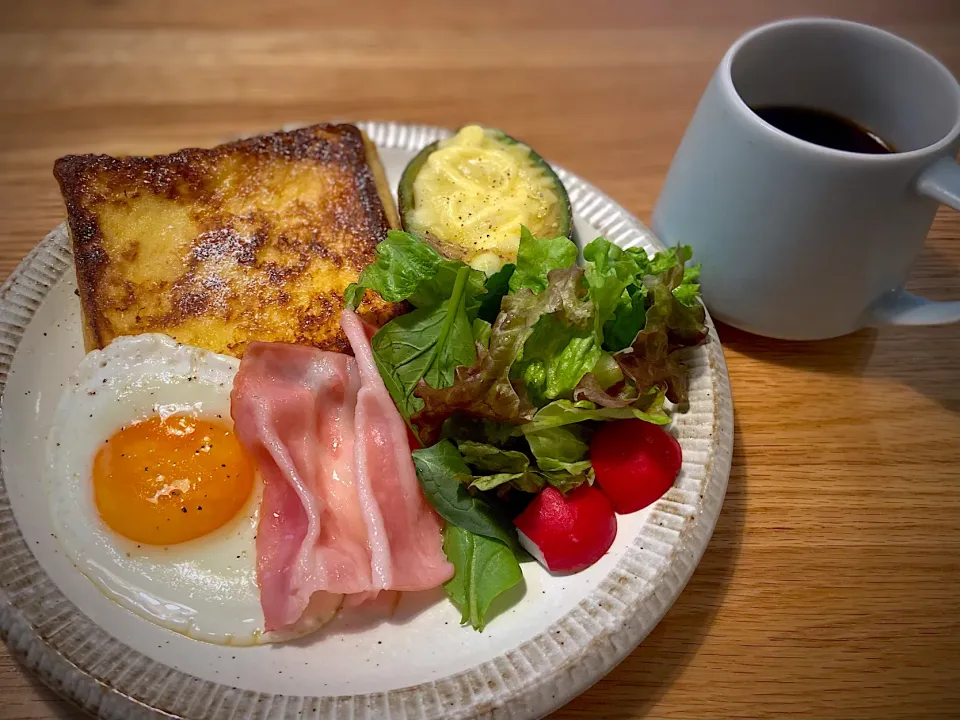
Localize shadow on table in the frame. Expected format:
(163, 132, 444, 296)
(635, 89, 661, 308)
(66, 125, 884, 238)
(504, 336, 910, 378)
(716, 319, 960, 416)
(551, 420, 747, 719)
(716, 321, 880, 376)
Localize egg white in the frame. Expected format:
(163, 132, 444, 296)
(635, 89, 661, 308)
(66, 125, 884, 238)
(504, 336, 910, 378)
(45, 334, 268, 645)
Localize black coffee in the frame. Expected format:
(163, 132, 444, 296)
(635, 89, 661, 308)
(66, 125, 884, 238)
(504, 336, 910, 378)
(751, 105, 894, 154)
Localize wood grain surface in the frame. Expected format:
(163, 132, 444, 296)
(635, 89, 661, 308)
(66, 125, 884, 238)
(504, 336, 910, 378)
(2, 1, 959, 718)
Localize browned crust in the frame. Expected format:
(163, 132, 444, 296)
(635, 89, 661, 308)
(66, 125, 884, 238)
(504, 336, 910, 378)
(362, 130, 400, 230)
(53, 123, 404, 357)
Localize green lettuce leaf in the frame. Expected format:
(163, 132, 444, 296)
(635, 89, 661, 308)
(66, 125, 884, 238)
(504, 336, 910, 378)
(513, 266, 600, 404)
(457, 440, 529, 474)
(603, 284, 647, 352)
(516, 315, 600, 405)
(442, 524, 522, 631)
(522, 393, 670, 434)
(345, 229, 485, 315)
(525, 425, 592, 476)
(611, 245, 706, 403)
(673, 264, 701, 307)
(628, 244, 692, 276)
(539, 468, 594, 494)
(457, 440, 545, 494)
(469, 471, 544, 494)
(508, 226, 578, 294)
(588, 352, 625, 391)
(665, 266, 707, 348)
(583, 236, 641, 330)
(472, 318, 492, 348)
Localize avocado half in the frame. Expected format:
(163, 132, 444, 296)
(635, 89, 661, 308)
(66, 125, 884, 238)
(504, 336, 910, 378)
(397, 127, 573, 268)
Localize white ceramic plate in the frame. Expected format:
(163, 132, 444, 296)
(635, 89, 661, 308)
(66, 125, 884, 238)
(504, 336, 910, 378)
(0, 121, 733, 720)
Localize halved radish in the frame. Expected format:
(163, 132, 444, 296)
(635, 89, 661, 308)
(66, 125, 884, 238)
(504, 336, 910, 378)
(591, 419, 681, 514)
(513, 486, 616, 573)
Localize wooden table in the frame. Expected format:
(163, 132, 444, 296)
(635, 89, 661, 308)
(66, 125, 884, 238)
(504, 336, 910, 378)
(2, 1, 959, 718)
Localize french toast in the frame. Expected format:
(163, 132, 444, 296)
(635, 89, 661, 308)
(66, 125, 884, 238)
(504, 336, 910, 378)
(53, 124, 403, 358)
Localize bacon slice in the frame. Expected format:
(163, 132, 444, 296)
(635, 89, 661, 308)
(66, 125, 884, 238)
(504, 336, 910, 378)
(231, 320, 452, 637)
(231, 343, 368, 633)
(341, 309, 453, 591)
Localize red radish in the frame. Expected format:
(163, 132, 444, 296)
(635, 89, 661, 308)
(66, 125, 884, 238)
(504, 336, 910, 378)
(591, 419, 681, 514)
(513, 486, 617, 573)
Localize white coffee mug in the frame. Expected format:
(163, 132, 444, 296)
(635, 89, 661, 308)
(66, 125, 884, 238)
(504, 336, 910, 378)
(652, 18, 960, 340)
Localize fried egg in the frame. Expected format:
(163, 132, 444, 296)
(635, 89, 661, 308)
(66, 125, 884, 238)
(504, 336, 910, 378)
(45, 334, 268, 645)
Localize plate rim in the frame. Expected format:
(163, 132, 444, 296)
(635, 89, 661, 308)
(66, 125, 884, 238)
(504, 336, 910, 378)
(0, 120, 734, 720)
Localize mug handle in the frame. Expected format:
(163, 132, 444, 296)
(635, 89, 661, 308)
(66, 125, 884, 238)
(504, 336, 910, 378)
(867, 157, 960, 326)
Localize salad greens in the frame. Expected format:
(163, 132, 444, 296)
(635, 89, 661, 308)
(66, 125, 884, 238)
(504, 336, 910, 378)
(348, 226, 706, 630)
(410, 441, 523, 555)
(441, 524, 522, 632)
(411, 441, 525, 630)
(346, 230, 487, 421)
(508, 227, 579, 294)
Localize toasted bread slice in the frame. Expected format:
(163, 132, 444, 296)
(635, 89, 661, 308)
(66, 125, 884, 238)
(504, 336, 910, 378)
(54, 124, 403, 358)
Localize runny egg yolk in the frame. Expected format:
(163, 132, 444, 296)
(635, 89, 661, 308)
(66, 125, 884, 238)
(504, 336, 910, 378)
(93, 415, 254, 545)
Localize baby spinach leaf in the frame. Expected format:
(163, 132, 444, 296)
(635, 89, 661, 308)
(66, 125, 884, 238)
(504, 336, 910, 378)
(412, 262, 486, 317)
(371, 266, 480, 420)
(411, 441, 522, 553)
(442, 524, 523, 631)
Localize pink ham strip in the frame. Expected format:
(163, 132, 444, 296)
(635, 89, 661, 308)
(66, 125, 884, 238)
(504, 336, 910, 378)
(341, 309, 454, 591)
(232, 317, 453, 636)
(231, 343, 371, 632)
